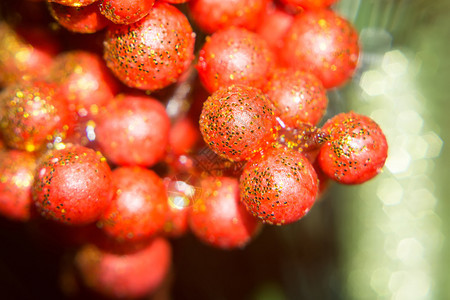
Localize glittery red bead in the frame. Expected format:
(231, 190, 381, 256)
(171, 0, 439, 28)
(197, 27, 276, 93)
(318, 111, 388, 184)
(75, 237, 171, 299)
(103, 2, 195, 91)
(281, 9, 360, 89)
(199, 84, 279, 162)
(188, 0, 268, 34)
(32, 145, 113, 225)
(98, 166, 167, 241)
(255, 3, 295, 55)
(99, 0, 155, 25)
(48, 0, 98, 7)
(0, 150, 37, 221)
(240, 147, 318, 225)
(95, 93, 170, 167)
(280, 0, 337, 10)
(48, 50, 118, 118)
(264, 68, 328, 127)
(189, 176, 261, 249)
(0, 81, 76, 152)
(0, 23, 60, 86)
(48, 2, 110, 33)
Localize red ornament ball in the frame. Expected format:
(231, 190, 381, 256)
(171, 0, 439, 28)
(318, 111, 388, 184)
(98, 166, 167, 241)
(188, 0, 268, 34)
(75, 237, 171, 299)
(0, 81, 76, 152)
(196, 27, 276, 93)
(255, 3, 295, 55)
(240, 147, 318, 225)
(0, 150, 37, 221)
(0, 23, 59, 86)
(48, 2, 109, 34)
(49, 50, 118, 117)
(189, 176, 261, 249)
(264, 69, 328, 127)
(47, 0, 98, 7)
(32, 144, 113, 225)
(95, 93, 170, 167)
(99, 0, 155, 25)
(199, 84, 279, 162)
(280, 0, 337, 10)
(103, 2, 195, 91)
(281, 9, 360, 89)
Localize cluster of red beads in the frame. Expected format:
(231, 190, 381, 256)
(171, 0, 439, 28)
(0, 0, 389, 298)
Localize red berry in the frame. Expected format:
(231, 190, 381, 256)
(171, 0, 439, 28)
(0, 81, 76, 152)
(264, 69, 328, 127)
(318, 111, 388, 184)
(240, 147, 318, 225)
(48, 50, 118, 117)
(98, 166, 167, 241)
(188, 0, 268, 33)
(48, 2, 110, 34)
(99, 0, 155, 25)
(281, 9, 360, 89)
(199, 84, 279, 162)
(190, 176, 261, 249)
(255, 3, 295, 55)
(75, 237, 171, 299)
(32, 145, 113, 225)
(196, 27, 276, 93)
(0, 150, 37, 221)
(280, 0, 337, 10)
(0, 23, 59, 86)
(48, 0, 98, 7)
(103, 2, 195, 91)
(95, 93, 170, 167)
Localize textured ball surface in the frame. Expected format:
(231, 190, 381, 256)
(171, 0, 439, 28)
(318, 112, 388, 184)
(75, 237, 171, 299)
(0, 23, 59, 85)
(255, 4, 294, 54)
(264, 69, 328, 127)
(95, 93, 170, 167)
(189, 176, 261, 249)
(188, 0, 268, 33)
(48, 2, 109, 34)
(48, 0, 98, 7)
(98, 166, 167, 241)
(49, 50, 118, 117)
(32, 145, 113, 225)
(196, 27, 275, 93)
(280, 0, 337, 10)
(240, 147, 318, 225)
(103, 2, 195, 91)
(0, 81, 75, 152)
(199, 85, 279, 162)
(99, 0, 155, 25)
(282, 9, 359, 89)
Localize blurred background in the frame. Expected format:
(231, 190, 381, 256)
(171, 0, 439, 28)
(0, 0, 449, 299)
